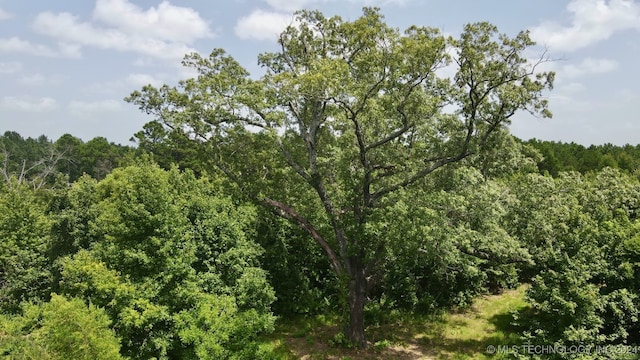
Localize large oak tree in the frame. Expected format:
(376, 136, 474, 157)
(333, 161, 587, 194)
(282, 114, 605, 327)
(127, 8, 553, 347)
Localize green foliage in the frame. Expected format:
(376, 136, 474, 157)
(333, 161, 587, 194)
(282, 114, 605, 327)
(256, 212, 340, 315)
(47, 175, 100, 261)
(58, 250, 136, 316)
(54, 163, 275, 359)
(527, 139, 640, 175)
(130, 122, 210, 175)
(126, 7, 553, 346)
(372, 167, 529, 312)
(0, 184, 53, 312)
(55, 134, 135, 181)
(509, 168, 640, 356)
(0, 131, 133, 189)
(0, 293, 123, 359)
(0, 131, 65, 190)
(328, 331, 355, 349)
(468, 130, 542, 179)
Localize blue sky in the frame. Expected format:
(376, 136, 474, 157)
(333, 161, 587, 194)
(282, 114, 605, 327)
(0, 0, 638, 145)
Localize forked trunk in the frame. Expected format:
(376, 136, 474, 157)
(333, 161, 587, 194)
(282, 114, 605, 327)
(345, 257, 367, 348)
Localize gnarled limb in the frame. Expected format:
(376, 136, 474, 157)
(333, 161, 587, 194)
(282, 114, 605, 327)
(264, 197, 344, 277)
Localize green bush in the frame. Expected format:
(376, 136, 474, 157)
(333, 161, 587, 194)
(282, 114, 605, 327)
(54, 164, 276, 359)
(511, 169, 640, 357)
(0, 294, 123, 359)
(0, 185, 53, 313)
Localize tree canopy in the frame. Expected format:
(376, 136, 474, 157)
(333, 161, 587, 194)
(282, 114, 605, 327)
(127, 7, 554, 347)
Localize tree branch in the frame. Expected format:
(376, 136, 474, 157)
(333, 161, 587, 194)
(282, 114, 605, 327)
(264, 197, 344, 276)
(371, 151, 472, 202)
(279, 139, 310, 181)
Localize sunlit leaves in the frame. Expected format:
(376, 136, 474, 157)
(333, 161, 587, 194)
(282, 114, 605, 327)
(0, 184, 52, 312)
(126, 7, 554, 346)
(53, 164, 275, 359)
(0, 294, 123, 360)
(512, 169, 640, 350)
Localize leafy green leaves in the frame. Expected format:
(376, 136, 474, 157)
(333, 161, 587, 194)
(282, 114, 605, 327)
(511, 169, 640, 351)
(0, 184, 53, 313)
(0, 294, 123, 360)
(50, 164, 275, 359)
(126, 8, 555, 346)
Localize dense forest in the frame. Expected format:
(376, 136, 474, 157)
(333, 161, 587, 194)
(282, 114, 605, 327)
(2, 8, 640, 360)
(3, 130, 640, 359)
(526, 139, 640, 176)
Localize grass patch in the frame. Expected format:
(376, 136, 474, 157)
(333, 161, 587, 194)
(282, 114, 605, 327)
(259, 285, 529, 359)
(424, 286, 529, 359)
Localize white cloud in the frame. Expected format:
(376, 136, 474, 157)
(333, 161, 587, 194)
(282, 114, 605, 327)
(17, 73, 63, 86)
(0, 61, 22, 74)
(132, 58, 156, 67)
(238, 0, 410, 40)
(356, 0, 408, 7)
(33, 12, 196, 61)
(560, 82, 587, 94)
(0, 37, 81, 58)
(68, 99, 122, 116)
(562, 58, 618, 78)
(32, 1, 213, 62)
(92, 0, 213, 43)
(125, 73, 164, 88)
(86, 73, 166, 95)
(0, 96, 58, 112)
(263, 0, 406, 12)
(618, 88, 640, 102)
(57, 42, 83, 58)
(530, 0, 640, 52)
(264, 0, 314, 12)
(0, 7, 12, 20)
(235, 10, 294, 41)
(17, 74, 47, 86)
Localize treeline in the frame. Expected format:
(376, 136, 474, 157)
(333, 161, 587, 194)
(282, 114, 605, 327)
(9, 129, 640, 189)
(526, 138, 640, 176)
(0, 131, 134, 188)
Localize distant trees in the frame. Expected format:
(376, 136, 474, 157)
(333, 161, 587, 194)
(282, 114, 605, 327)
(54, 134, 134, 182)
(0, 131, 134, 189)
(131, 121, 209, 175)
(0, 132, 64, 189)
(527, 139, 640, 175)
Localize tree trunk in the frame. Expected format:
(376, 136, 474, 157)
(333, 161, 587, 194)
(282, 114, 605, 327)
(345, 256, 367, 348)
